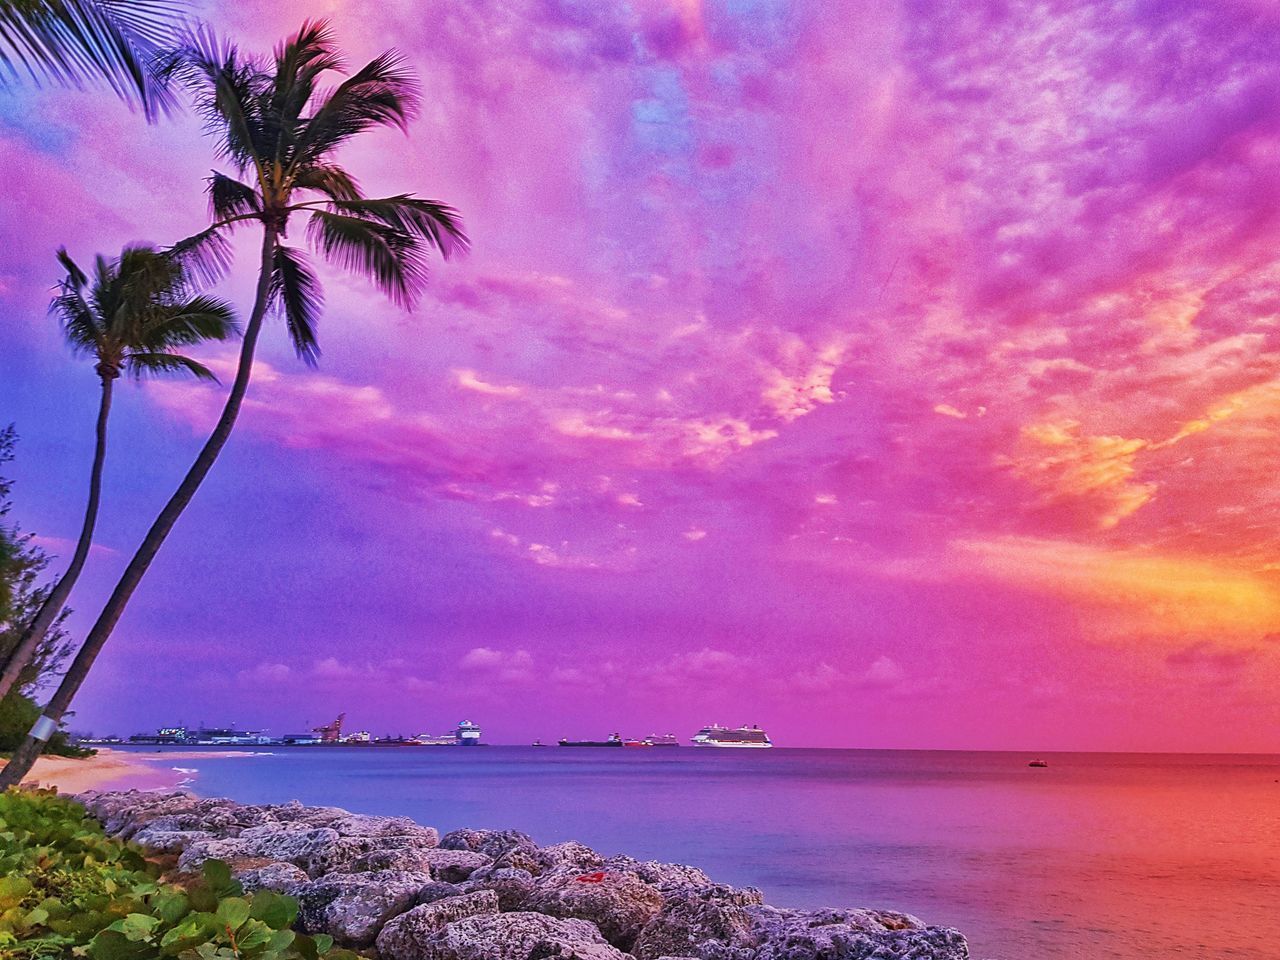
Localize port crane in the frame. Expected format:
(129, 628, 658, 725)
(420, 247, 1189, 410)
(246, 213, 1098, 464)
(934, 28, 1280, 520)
(312, 713, 345, 744)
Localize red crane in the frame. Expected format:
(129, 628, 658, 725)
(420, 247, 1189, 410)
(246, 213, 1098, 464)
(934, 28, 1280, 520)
(312, 713, 345, 744)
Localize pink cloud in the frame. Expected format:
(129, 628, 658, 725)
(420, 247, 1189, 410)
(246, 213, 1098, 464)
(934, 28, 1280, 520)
(9, 0, 1280, 748)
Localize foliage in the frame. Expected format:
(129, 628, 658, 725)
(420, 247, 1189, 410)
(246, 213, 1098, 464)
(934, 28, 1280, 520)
(0, 690, 90, 758)
(0, 788, 356, 960)
(0, 0, 186, 119)
(53, 244, 239, 383)
(159, 19, 468, 364)
(0, 425, 19, 629)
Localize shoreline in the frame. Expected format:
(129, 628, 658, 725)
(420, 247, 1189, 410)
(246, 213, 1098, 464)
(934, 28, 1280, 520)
(1, 746, 250, 794)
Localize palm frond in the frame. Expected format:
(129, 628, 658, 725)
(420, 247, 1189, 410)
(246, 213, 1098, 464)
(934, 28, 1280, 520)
(0, 0, 185, 119)
(295, 49, 418, 166)
(292, 161, 360, 201)
(326, 195, 469, 259)
(54, 246, 88, 288)
(141, 294, 238, 349)
(269, 19, 340, 132)
(208, 171, 260, 221)
(166, 225, 233, 287)
(50, 247, 102, 355)
(270, 244, 322, 365)
(162, 23, 271, 172)
(123, 351, 218, 381)
(305, 208, 426, 308)
(115, 242, 184, 301)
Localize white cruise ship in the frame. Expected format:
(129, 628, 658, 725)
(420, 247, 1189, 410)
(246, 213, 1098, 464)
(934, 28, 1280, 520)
(413, 720, 483, 746)
(690, 723, 773, 748)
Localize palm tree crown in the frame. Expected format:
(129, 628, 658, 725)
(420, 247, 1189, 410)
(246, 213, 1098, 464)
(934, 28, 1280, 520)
(167, 19, 468, 364)
(52, 243, 237, 381)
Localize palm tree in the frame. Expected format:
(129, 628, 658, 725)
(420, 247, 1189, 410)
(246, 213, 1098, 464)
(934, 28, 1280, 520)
(0, 20, 466, 786)
(0, 244, 237, 703)
(0, 0, 187, 119)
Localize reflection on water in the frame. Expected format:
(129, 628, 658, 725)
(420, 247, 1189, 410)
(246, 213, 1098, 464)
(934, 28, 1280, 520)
(125, 747, 1280, 959)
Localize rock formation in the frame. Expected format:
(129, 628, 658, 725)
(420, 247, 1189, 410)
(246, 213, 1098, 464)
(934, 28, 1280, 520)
(77, 789, 970, 960)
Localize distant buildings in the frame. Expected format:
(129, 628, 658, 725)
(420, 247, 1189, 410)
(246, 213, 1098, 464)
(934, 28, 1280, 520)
(115, 716, 484, 747)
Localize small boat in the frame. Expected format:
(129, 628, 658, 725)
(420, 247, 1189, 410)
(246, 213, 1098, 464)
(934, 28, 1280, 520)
(1028, 759, 1048, 768)
(531, 739, 546, 747)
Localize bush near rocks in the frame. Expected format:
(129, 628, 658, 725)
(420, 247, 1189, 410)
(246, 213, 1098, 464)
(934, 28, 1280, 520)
(0, 787, 356, 960)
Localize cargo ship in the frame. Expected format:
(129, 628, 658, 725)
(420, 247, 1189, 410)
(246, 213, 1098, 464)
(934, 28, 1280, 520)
(690, 724, 773, 748)
(558, 733, 624, 747)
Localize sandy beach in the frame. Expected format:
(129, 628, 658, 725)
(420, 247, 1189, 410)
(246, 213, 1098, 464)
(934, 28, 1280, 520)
(1, 747, 248, 793)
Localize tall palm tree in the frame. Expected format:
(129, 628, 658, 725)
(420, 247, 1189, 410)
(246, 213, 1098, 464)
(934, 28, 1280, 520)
(0, 20, 466, 786)
(0, 244, 237, 703)
(0, 0, 186, 118)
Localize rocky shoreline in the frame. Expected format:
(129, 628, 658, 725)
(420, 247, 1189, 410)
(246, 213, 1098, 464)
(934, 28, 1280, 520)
(78, 790, 970, 960)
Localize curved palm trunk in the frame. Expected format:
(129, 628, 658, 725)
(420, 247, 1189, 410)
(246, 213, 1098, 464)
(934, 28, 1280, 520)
(0, 375, 113, 701)
(0, 228, 277, 788)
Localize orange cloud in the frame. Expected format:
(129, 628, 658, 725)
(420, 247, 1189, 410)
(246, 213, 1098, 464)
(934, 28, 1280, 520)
(952, 536, 1280, 644)
(1003, 420, 1155, 529)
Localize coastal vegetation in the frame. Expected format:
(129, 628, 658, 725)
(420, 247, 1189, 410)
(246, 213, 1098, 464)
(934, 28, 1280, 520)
(0, 20, 466, 787)
(0, 787, 356, 960)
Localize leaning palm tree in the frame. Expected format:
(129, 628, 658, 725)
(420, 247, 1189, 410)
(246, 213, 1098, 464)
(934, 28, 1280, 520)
(0, 244, 237, 703)
(0, 20, 466, 786)
(0, 0, 187, 118)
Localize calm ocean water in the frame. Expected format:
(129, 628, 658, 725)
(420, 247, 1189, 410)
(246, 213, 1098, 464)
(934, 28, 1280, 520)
(117, 747, 1280, 959)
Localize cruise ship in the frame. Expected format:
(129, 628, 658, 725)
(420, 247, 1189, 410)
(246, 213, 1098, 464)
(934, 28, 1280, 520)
(413, 720, 483, 746)
(690, 724, 773, 748)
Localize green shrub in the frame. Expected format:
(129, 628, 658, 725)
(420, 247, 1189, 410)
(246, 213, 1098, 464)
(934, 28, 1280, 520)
(0, 692, 94, 759)
(0, 788, 356, 960)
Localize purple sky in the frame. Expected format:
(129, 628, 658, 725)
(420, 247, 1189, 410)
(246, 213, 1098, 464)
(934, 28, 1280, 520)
(4, 0, 1280, 750)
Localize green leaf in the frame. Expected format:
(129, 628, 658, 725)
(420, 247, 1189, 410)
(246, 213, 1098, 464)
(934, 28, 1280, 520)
(119, 913, 160, 942)
(151, 889, 191, 925)
(248, 890, 297, 930)
(202, 860, 235, 894)
(312, 933, 333, 954)
(294, 933, 319, 960)
(216, 897, 250, 931)
(235, 920, 274, 951)
(0, 874, 32, 908)
(159, 914, 218, 954)
(23, 905, 49, 927)
(188, 882, 218, 914)
(266, 928, 296, 953)
(87, 929, 143, 960)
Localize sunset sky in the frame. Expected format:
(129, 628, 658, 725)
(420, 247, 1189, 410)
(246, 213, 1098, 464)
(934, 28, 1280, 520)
(3, 0, 1280, 750)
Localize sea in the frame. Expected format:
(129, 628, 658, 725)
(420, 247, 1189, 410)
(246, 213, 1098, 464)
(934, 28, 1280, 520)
(114, 746, 1280, 960)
